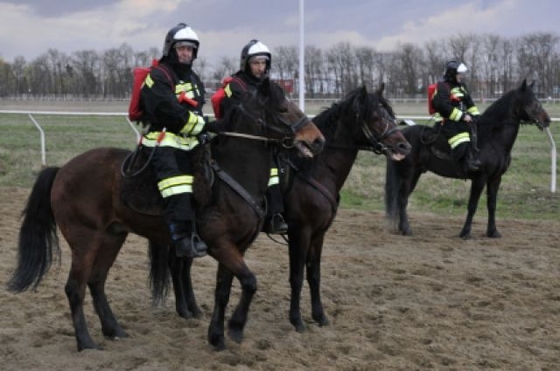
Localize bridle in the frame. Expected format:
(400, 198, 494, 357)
(522, 99, 547, 129)
(359, 103, 401, 154)
(219, 100, 311, 148)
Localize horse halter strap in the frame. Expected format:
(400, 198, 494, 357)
(359, 113, 400, 155)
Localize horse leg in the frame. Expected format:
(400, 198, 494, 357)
(88, 231, 129, 340)
(459, 178, 486, 239)
(208, 263, 235, 350)
(398, 170, 421, 235)
(485, 176, 503, 238)
(169, 256, 200, 318)
(63, 229, 103, 351)
(307, 234, 329, 326)
(227, 264, 257, 344)
(288, 226, 311, 332)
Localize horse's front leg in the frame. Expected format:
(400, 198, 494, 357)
(485, 175, 503, 238)
(398, 170, 421, 235)
(227, 261, 257, 344)
(459, 178, 486, 239)
(208, 262, 234, 351)
(288, 227, 310, 332)
(169, 255, 200, 318)
(308, 235, 329, 327)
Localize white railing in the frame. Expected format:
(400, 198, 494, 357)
(1, 110, 558, 193)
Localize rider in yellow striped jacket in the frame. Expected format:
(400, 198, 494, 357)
(432, 60, 482, 172)
(140, 23, 208, 258)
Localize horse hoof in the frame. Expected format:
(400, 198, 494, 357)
(487, 230, 502, 238)
(316, 316, 329, 327)
(228, 327, 244, 344)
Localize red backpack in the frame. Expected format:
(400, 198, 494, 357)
(128, 59, 173, 121)
(427, 83, 438, 115)
(211, 76, 247, 118)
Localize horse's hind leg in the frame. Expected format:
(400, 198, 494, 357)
(88, 231, 129, 340)
(64, 227, 126, 351)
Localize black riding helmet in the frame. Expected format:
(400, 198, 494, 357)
(444, 60, 468, 82)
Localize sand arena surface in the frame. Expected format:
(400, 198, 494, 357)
(1, 186, 559, 370)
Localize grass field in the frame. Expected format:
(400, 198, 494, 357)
(1, 99, 558, 221)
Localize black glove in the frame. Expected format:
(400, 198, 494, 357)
(204, 119, 226, 133)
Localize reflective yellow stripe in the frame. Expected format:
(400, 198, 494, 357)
(145, 74, 154, 87)
(158, 175, 193, 198)
(449, 108, 463, 121)
(268, 167, 279, 186)
(142, 131, 199, 150)
(467, 107, 480, 115)
(224, 84, 232, 97)
(448, 132, 471, 149)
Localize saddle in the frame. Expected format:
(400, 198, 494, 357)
(120, 145, 213, 216)
(422, 125, 453, 161)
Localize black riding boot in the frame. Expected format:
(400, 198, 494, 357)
(465, 148, 481, 172)
(169, 221, 207, 258)
(264, 185, 288, 234)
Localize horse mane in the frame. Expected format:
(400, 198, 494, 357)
(481, 88, 519, 124)
(313, 86, 392, 141)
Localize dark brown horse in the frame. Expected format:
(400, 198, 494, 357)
(7, 78, 325, 351)
(282, 85, 411, 331)
(385, 80, 551, 238)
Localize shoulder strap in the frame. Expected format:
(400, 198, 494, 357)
(230, 76, 247, 91)
(152, 64, 174, 90)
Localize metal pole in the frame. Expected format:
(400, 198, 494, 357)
(545, 127, 557, 192)
(28, 114, 46, 167)
(298, 0, 305, 111)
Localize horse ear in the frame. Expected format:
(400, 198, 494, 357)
(359, 85, 368, 97)
(376, 82, 386, 97)
(529, 80, 535, 89)
(520, 79, 527, 91)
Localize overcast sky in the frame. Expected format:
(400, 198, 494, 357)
(0, 0, 558, 67)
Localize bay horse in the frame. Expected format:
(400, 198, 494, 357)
(282, 85, 411, 331)
(385, 80, 551, 239)
(7, 77, 325, 351)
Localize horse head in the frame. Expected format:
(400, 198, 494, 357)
(233, 77, 324, 158)
(518, 79, 551, 130)
(354, 84, 411, 161)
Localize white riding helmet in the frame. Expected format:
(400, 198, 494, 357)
(162, 23, 200, 59)
(240, 39, 272, 73)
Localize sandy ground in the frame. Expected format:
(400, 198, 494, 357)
(1, 186, 559, 371)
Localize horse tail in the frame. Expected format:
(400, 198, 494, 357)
(148, 240, 170, 307)
(384, 158, 399, 223)
(7, 166, 60, 293)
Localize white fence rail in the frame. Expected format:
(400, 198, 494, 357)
(1, 110, 558, 193)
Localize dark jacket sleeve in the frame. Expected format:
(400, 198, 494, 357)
(432, 81, 464, 122)
(461, 83, 481, 116)
(140, 66, 199, 134)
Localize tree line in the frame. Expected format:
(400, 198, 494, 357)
(0, 32, 558, 100)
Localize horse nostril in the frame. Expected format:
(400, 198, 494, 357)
(399, 142, 412, 154)
(312, 138, 325, 153)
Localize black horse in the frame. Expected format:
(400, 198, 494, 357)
(7, 78, 325, 351)
(282, 85, 411, 331)
(385, 80, 551, 239)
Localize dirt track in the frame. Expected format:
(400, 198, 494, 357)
(1, 186, 559, 371)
